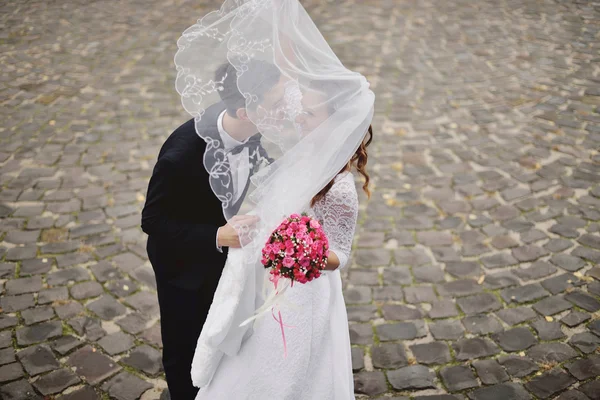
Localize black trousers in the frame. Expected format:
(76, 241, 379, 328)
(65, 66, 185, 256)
(156, 277, 219, 400)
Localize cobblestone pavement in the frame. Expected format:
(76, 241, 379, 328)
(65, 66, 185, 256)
(1, 0, 599, 399)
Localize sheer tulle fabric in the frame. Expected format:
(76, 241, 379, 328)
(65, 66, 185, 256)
(174, 0, 374, 387)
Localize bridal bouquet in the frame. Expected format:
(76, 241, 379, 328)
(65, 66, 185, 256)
(245, 213, 329, 357)
(261, 213, 329, 285)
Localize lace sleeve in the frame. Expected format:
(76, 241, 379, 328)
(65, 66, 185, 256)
(314, 173, 359, 270)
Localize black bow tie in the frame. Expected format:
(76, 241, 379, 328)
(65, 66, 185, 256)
(229, 142, 251, 156)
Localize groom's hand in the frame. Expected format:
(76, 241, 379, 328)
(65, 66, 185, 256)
(217, 215, 259, 248)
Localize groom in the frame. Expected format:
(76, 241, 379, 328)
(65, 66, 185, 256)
(142, 60, 283, 399)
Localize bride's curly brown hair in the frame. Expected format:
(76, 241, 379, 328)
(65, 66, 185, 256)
(311, 125, 373, 207)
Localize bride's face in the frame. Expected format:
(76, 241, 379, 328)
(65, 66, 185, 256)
(295, 90, 329, 135)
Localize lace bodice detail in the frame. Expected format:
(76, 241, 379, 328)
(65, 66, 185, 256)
(310, 171, 359, 269)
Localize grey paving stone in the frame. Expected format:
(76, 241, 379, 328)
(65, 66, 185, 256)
(457, 293, 502, 315)
(555, 390, 593, 400)
(561, 310, 591, 327)
(87, 295, 128, 320)
(371, 343, 408, 369)
(16, 345, 59, 376)
(569, 332, 600, 354)
(349, 324, 373, 345)
(564, 290, 600, 312)
(0, 363, 24, 383)
(5, 276, 42, 295)
(115, 312, 149, 335)
(67, 346, 121, 385)
(544, 238, 574, 253)
(55, 301, 84, 319)
(102, 371, 152, 400)
(124, 291, 159, 317)
(372, 286, 403, 301)
(70, 281, 104, 300)
(20, 258, 52, 275)
(437, 279, 483, 297)
(512, 245, 549, 262)
(0, 263, 15, 279)
(376, 322, 425, 341)
(429, 320, 465, 340)
(21, 306, 55, 325)
(453, 338, 500, 361)
(68, 316, 106, 341)
(501, 283, 549, 304)
(496, 306, 537, 326)
(353, 371, 387, 397)
(428, 299, 460, 319)
(348, 305, 378, 322)
(16, 321, 62, 346)
(0, 348, 16, 366)
(481, 253, 518, 269)
(47, 267, 90, 286)
(344, 287, 372, 304)
(565, 355, 600, 381)
(60, 386, 100, 400)
(550, 253, 586, 272)
(483, 271, 520, 290)
(467, 383, 532, 400)
(33, 368, 80, 395)
(0, 331, 12, 349)
(527, 343, 578, 364)
(532, 295, 573, 316)
(52, 335, 84, 356)
(410, 342, 451, 365)
(579, 380, 600, 400)
(387, 365, 436, 391)
(97, 331, 135, 356)
(440, 365, 479, 392)
(413, 264, 445, 283)
(573, 246, 600, 264)
(462, 314, 503, 334)
(382, 304, 423, 320)
(513, 261, 557, 281)
(0, 379, 41, 400)
(351, 347, 364, 372)
(541, 273, 578, 294)
(404, 286, 437, 303)
(472, 359, 509, 385)
(492, 327, 537, 352)
(356, 249, 392, 267)
(105, 279, 139, 298)
(525, 369, 575, 399)
(498, 355, 539, 378)
(382, 267, 412, 285)
(531, 319, 566, 340)
(0, 294, 35, 312)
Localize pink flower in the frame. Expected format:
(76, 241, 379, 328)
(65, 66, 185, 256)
(310, 219, 321, 229)
(285, 228, 294, 237)
(285, 246, 295, 256)
(283, 257, 295, 268)
(299, 257, 310, 268)
(290, 213, 301, 220)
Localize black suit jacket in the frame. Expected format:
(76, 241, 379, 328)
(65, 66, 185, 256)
(141, 103, 269, 290)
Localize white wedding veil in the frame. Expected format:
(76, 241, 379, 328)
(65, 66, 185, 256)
(174, 0, 374, 387)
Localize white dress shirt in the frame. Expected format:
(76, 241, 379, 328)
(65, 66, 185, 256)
(215, 110, 250, 252)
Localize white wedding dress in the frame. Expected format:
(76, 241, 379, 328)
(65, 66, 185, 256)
(196, 171, 359, 400)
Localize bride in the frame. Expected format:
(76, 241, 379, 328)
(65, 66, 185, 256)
(174, 0, 375, 398)
(196, 84, 373, 399)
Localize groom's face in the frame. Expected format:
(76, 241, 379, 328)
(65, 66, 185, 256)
(253, 75, 287, 120)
